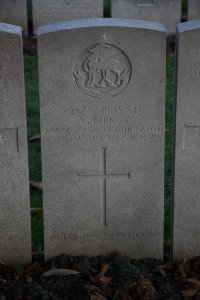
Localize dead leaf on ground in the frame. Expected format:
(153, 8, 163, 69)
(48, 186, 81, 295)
(155, 262, 175, 277)
(177, 258, 191, 278)
(99, 263, 110, 278)
(113, 276, 156, 300)
(90, 275, 111, 288)
(25, 261, 41, 274)
(181, 288, 200, 297)
(84, 285, 101, 300)
(91, 292, 108, 300)
(90, 262, 111, 288)
(180, 277, 200, 298)
(42, 268, 81, 277)
(136, 276, 156, 299)
(112, 288, 132, 300)
(29, 134, 41, 142)
(30, 181, 42, 190)
(183, 278, 200, 288)
(31, 207, 43, 215)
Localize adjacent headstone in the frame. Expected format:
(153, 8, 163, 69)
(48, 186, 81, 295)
(0, 23, 31, 265)
(0, 0, 27, 35)
(188, 0, 200, 21)
(38, 19, 166, 260)
(111, 0, 181, 35)
(173, 20, 200, 260)
(33, 0, 103, 34)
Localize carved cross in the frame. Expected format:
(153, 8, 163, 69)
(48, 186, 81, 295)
(78, 147, 130, 226)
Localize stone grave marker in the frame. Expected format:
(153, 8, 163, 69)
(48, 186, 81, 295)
(111, 0, 181, 35)
(188, 0, 200, 21)
(0, 23, 31, 265)
(32, 0, 103, 34)
(0, 0, 27, 34)
(38, 19, 166, 260)
(173, 20, 200, 259)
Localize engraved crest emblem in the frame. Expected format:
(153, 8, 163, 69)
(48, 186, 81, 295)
(73, 43, 132, 99)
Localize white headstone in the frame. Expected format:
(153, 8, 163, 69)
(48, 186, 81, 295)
(188, 0, 200, 21)
(0, 23, 31, 265)
(38, 19, 166, 260)
(111, 0, 181, 35)
(0, 0, 27, 34)
(33, 0, 103, 34)
(173, 20, 200, 260)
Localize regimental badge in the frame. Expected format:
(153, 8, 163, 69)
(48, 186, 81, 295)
(73, 43, 132, 99)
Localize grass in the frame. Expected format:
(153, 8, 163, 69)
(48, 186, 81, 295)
(164, 54, 174, 245)
(24, 56, 43, 250)
(25, 0, 175, 252)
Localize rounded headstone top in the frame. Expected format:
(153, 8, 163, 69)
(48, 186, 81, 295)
(37, 18, 166, 36)
(177, 20, 200, 33)
(0, 23, 22, 34)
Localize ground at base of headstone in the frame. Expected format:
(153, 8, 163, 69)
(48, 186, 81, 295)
(0, 252, 200, 300)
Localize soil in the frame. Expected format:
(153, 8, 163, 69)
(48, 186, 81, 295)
(0, 252, 200, 299)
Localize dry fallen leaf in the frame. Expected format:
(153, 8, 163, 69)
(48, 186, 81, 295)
(181, 288, 200, 297)
(30, 181, 43, 190)
(155, 262, 175, 277)
(184, 278, 200, 288)
(112, 288, 132, 300)
(84, 285, 101, 300)
(42, 268, 81, 277)
(91, 292, 108, 300)
(29, 134, 41, 142)
(84, 284, 99, 295)
(25, 261, 41, 274)
(90, 275, 111, 288)
(99, 263, 110, 278)
(136, 276, 156, 299)
(90, 262, 111, 288)
(177, 258, 191, 278)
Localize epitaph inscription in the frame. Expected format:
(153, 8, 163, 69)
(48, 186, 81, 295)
(73, 44, 131, 99)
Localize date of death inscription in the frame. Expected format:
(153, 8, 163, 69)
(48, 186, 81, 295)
(43, 104, 163, 144)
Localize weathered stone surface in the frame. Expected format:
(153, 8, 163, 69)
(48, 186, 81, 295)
(173, 20, 200, 260)
(33, 0, 103, 33)
(38, 19, 166, 260)
(0, 0, 27, 34)
(111, 0, 181, 35)
(188, 0, 200, 21)
(0, 23, 31, 265)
